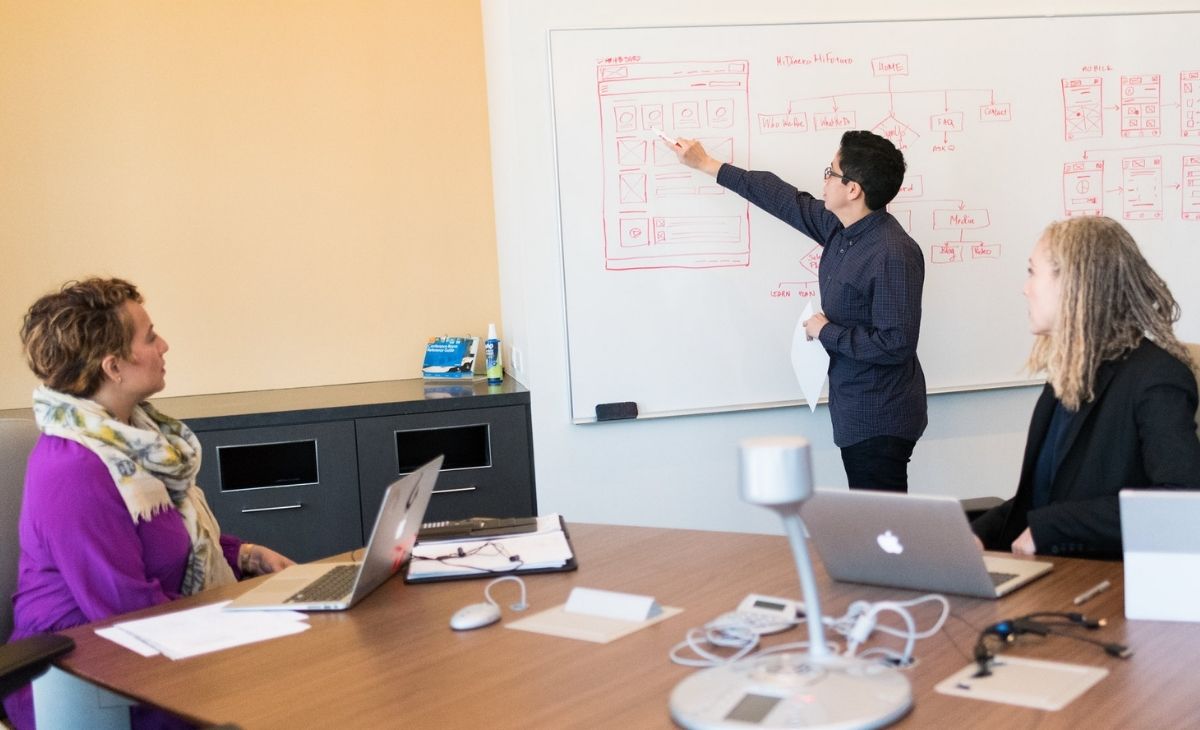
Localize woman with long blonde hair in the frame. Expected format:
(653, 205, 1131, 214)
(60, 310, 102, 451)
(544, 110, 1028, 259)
(972, 217, 1200, 558)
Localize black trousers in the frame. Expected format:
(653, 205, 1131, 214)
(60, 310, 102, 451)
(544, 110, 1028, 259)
(840, 435, 916, 493)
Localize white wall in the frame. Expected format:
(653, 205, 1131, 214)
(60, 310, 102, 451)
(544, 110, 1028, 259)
(481, 0, 1198, 534)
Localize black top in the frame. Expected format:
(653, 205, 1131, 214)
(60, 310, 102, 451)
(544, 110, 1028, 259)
(1031, 401, 1073, 509)
(972, 340, 1200, 558)
(716, 164, 927, 448)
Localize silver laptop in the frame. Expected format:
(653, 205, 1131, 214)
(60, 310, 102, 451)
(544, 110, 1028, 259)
(226, 455, 442, 611)
(801, 488, 1053, 599)
(1121, 489, 1200, 622)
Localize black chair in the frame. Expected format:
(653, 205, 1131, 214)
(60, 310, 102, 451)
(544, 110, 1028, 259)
(961, 496, 1003, 523)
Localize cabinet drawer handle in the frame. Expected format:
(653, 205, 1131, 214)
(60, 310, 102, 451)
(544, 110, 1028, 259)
(433, 486, 477, 495)
(241, 503, 304, 513)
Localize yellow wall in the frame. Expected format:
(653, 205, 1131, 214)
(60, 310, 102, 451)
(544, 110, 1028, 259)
(0, 1, 500, 409)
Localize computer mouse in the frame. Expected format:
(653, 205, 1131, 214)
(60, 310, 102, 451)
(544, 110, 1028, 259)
(450, 602, 502, 631)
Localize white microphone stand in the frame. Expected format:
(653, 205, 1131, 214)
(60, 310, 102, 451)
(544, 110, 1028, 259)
(670, 436, 912, 730)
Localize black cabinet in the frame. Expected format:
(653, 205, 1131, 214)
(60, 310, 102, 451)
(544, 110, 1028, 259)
(152, 378, 536, 562)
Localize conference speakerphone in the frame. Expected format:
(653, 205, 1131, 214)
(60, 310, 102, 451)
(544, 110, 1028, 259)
(670, 652, 911, 729)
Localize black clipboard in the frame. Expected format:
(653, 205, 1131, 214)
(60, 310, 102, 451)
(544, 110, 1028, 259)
(404, 516, 578, 583)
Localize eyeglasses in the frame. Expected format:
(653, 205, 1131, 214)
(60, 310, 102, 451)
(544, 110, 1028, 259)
(823, 166, 858, 185)
(413, 540, 525, 574)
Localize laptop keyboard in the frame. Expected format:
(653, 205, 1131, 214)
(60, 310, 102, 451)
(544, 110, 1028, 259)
(988, 571, 1019, 587)
(286, 565, 359, 603)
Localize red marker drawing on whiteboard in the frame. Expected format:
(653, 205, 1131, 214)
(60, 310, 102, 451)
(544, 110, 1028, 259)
(654, 128, 679, 146)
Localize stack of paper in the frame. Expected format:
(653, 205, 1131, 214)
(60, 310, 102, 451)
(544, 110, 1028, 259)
(97, 601, 310, 660)
(408, 513, 574, 579)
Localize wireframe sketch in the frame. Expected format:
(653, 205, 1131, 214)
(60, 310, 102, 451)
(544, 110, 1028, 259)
(1122, 155, 1164, 220)
(1183, 71, 1200, 138)
(597, 60, 752, 270)
(1063, 160, 1105, 217)
(1185, 155, 1200, 220)
(1062, 77, 1103, 141)
(1120, 74, 1162, 138)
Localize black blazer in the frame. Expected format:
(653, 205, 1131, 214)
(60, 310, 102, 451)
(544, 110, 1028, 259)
(972, 340, 1200, 558)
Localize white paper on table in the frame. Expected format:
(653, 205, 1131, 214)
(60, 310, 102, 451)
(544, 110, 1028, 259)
(791, 302, 830, 411)
(95, 626, 160, 657)
(108, 601, 310, 660)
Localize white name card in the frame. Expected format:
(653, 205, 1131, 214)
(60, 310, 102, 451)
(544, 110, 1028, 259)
(563, 587, 662, 622)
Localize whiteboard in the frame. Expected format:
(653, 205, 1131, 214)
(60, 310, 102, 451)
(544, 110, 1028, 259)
(549, 13, 1200, 422)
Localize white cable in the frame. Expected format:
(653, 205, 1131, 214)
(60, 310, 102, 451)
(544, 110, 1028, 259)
(844, 601, 917, 662)
(670, 626, 762, 667)
(669, 593, 950, 669)
(868, 594, 951, 640)
(669, 618, 840, 668)
(834, 594, 950, 666)
(484, 576, 528, 611)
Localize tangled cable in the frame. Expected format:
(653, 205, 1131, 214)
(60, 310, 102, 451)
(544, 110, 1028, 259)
(669, 594, 950, 668)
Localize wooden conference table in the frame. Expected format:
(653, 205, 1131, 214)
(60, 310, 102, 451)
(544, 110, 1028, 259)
(54, 524, 1198, 729)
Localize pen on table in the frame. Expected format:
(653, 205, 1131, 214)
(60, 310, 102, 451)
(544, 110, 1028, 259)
(1073, 579, 1111, 605)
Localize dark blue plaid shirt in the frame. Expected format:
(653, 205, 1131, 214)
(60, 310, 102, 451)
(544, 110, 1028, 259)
(718, 164, 928, 447)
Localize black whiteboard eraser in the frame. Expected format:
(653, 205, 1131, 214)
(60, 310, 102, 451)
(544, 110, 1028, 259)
(596, 401, 639, 421)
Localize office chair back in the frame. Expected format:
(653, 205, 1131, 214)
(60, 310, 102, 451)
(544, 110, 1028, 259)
(0, 419, 40, 644)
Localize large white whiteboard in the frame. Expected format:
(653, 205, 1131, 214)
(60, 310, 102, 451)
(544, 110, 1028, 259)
(550, 13, 1200, 422)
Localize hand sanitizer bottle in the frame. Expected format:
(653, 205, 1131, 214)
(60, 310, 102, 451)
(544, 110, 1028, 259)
(485, 324, 503, 385)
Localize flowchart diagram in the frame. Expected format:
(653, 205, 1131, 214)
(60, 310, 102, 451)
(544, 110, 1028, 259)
(771, 53, 1013, 153)
(1061, 70, 1200, 221)
(763, 52, 1011, 283)
(595, 53, 1014, 285)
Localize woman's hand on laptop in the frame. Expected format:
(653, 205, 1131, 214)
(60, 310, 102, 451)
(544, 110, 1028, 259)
(240, 543, 296, 576)
(1010, 528, 1037, 556)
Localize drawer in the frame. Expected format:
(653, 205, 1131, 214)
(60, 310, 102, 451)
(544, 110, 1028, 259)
(355, 405, 535, 532)
(194, 421, 362, 563)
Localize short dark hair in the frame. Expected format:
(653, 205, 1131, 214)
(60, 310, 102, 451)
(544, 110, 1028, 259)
(20, 278, 143, 397)
(837, 130, 906, 211)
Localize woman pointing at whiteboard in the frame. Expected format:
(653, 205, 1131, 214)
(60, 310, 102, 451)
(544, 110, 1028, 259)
(673, 130, 927, 492)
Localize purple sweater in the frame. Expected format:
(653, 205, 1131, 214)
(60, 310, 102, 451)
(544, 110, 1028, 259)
(4, 436, 241, 730)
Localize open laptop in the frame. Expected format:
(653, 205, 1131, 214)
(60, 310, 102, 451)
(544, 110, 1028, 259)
(1121, 489, 1200, 622)
(801, 488, 1052, 599)
(226, 455, 442, 611)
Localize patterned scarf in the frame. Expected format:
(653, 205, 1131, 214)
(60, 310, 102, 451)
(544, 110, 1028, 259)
(32, 385, 235, 595)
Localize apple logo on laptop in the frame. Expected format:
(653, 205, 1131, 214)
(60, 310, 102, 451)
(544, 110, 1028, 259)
(876, 530, 904, 555)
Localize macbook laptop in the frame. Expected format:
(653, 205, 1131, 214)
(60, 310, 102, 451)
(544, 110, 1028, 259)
(1120, 489, 1200, 622)
(801, 488, 1053, 599)
(226, 455, 442, 611)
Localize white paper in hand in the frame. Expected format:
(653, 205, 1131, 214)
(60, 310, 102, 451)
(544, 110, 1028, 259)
(791, 302, 830, 411)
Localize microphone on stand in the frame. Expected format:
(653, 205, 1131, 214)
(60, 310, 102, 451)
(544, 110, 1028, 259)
(670, 436, 912, 730)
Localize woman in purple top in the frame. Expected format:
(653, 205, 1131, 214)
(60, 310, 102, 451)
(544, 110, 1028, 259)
(4, 278, 294, 729)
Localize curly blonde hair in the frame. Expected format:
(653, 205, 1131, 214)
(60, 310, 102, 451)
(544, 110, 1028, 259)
(1029, 217, 1192, 410)
(20, 278, 143, 397)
